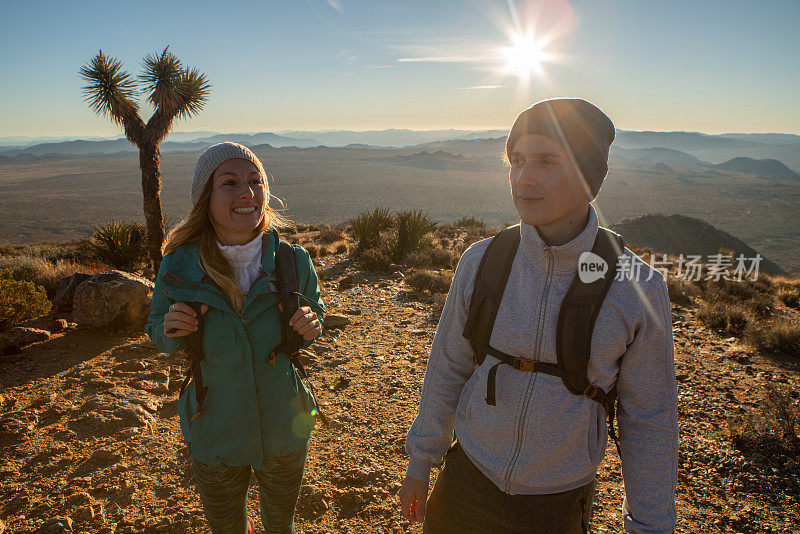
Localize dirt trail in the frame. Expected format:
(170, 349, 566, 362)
(1, 258, 799, 533)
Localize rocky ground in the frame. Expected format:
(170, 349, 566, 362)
(1, 240, 799, 533)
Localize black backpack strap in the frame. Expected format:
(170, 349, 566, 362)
(270, 239, 330, 426)
(462, 225, 521, 368)
(176, 301, 208, 421)
(557, 226, 624, 454)
(271, 239, 304, 360)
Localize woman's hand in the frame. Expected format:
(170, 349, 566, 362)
(164, 302, 209, 337)
(398, 475, 429, 523)
(280, 304, 322, 341)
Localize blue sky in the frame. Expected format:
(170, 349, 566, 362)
(1, 0, 798, 137)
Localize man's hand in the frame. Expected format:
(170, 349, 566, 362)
(398, 475, 429, 523)
(279, 304, 322, 341)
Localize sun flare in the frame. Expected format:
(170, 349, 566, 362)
(502, 33, 545, 80)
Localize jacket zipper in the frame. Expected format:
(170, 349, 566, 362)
(503, 245, 553, 493)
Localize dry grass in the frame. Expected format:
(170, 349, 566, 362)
(728, 383, 800, 455)
(0, 255, 108, 297)
(359, 249, 393, 273)
(318, 226, 345, 244)
(745, 317, 800, 357)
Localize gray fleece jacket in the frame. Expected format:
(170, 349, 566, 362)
(405, 204, 678, 533)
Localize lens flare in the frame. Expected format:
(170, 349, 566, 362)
(502, 32, 545, 80)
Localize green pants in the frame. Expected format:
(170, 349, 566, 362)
(424, 441, 596, 534)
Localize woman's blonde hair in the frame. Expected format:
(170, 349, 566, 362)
(163, 168, 292, 315)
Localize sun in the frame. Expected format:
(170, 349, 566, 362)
(502, 32, 545, 80)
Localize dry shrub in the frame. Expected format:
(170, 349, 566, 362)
(359, 248, 392, 272)
(666, 275, 701, 307)
(318, 246, 330, 258)
(697, 299, 751, 335)
(333, 241, 348, 254)
(306, 245, 320, 259)
(318, 226, 344, 244)
(0, 255, 107, 297)
(453, 216, 486, 229)
(0, 269, 51, 330)
(777, 287, 799, 309)
(405, 270, 453, 294)
(728, 383, 800, 455)
(745, 317, 800, 357)
(406, 247, 459, 270)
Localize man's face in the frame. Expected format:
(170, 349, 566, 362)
(508, 134, 591, 227)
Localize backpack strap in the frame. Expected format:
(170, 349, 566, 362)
(177, 301, 208, 422)
(270, 239, 330, 426)
(557, 226, 625, 454)
(462, 225, 520, 368)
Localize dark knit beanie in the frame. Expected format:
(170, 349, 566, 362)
(506, 98, 615, 199)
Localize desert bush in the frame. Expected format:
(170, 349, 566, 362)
(333, 241, 349, 254)
(84, 219, 148, 271)
(0, 269, 51, 330)
(745, 317, 800, 357)
(391, 210, 438, 262)
(453, 216, 486, 229)
(405, 270, 453, 294)
(349, 207, 393, 253)
(359, 248, 392, 272)
(0, 255, 106, 297)
(406, 247, 459, 269)
(318, 226, 344, 244)
(777, 287, 799, 309)
(697, 299, 751, 334)
(665, 275, 701, 306)
(728, 383, 800, 455)
(306, 245, 320, 259)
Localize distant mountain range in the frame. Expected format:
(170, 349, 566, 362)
(611, 146, 708, 166)
(611, 213, 785, 275)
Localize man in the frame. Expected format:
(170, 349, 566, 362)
(399, 98, 678, 533)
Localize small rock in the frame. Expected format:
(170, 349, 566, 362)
(338, 275, 357, 290)
(324, 314, 352, 329)
(92, 449, 123, 462)
(72, 270, 154, 330)
(49, 318, 69, 333)
(52, 273, 93, 314)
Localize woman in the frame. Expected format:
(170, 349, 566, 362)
(146, 142, 324, 534)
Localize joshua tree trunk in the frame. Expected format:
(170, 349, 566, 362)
(139, 143, 166, 274)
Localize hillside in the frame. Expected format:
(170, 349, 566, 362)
(611, 146, 707, 166)
(1, 228, 799, 533)
(713, 157, 800, 180)
(610, 213, 785, 275)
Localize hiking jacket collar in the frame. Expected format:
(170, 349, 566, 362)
(519, 203, 599, 275)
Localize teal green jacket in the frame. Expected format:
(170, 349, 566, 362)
(145, 229, 324, 467)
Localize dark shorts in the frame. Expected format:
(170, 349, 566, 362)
(424, 441, 596, 534)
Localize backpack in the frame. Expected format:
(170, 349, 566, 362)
(175, 239, 329, 425)
(461, 224, 624, 454)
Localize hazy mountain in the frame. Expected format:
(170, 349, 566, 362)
(611, 213, 785, 275)
(713, 157, 800, 180)
(278, 129, 507, 147)
(0, 135, 120, 147)
(651, 162, 676, 173)
(11, 140, 211, 156)
(611, 146, 707, 165)
(164, 131, 220, 142)
(719, 133, 800, 146)
(190, 132, 321, 148)
(614, 131, 760, 151)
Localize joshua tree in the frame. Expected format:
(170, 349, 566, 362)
(79, 47, 211, 273)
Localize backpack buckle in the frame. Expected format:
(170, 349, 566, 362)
(512, 358, 537, 372)
(583, 384, 599, 399)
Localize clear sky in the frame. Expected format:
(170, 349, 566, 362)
(1, 0, 798, 137)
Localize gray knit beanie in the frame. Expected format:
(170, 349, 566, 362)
(191, 142, 267, 205)
(506, 98, 615, 199)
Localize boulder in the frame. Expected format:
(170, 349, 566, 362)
(51, 273, 93, 314)
(72, 271, 153, 330)
(0, 326, 51, 353)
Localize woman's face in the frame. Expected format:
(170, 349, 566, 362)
(208, 158, 267, 245)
